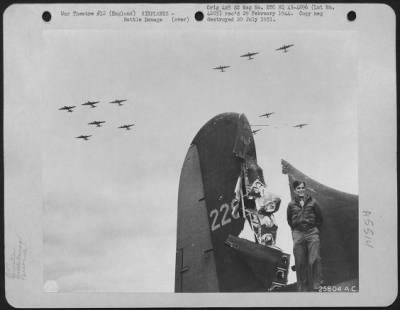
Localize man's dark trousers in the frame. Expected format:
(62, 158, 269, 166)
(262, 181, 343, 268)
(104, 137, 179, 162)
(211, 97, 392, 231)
(292, 227, 322, 291)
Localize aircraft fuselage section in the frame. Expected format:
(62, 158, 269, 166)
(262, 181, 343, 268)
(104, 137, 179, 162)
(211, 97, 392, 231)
(176, 113, 271, 292)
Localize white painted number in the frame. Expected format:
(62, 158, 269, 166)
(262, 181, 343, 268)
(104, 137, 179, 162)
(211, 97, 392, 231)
(220, 203, 232, 226)
(210, 209, 221, 231)
(209, 200, 240, 231)
(231, 199, 240, 219)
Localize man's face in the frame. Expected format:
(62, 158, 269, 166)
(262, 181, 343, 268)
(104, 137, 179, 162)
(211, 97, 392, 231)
(295, 183, 306, 198)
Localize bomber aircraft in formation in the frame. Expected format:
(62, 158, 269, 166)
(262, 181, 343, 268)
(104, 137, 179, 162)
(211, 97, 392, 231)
(259, 112, 275, 118)
(76, 135, 92, 141)
(293, 123, 308, 128)
(88, 121, 106, 127)
(110, 99, 127, 106)
(240, 52, 259, 60)
(82, 101, 99, 108)
(213, 65, 230, 72)
(59, 105, 76, 112)
(118, 124, 135, 130)
(58, 98, 135, 140)
(276, 44, 294, 53)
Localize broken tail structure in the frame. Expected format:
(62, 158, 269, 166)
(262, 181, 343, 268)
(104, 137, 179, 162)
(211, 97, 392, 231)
(232, 160, 282, 247)
(175, 113, 290, 292)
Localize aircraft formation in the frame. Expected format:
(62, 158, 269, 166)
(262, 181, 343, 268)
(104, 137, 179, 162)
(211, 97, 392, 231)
(250, 111, 310, 135)
(58, 99, 134, 141)
(212, 44, 294, 72)
(211, 44, 308, 133)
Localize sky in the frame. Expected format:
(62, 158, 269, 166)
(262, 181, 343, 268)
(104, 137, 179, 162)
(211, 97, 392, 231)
(41, 28, 358, 292)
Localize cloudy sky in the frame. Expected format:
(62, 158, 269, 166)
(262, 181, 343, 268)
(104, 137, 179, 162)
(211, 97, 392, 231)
(41, 28, 357, 292)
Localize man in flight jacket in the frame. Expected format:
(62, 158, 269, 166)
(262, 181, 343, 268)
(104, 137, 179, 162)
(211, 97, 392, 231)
(287, 180, 323, 291)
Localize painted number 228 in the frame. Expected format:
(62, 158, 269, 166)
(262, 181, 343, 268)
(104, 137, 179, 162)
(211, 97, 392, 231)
(209, 201, 240, 231)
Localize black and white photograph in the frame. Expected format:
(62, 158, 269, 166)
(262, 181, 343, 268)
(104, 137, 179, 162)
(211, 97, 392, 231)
(3, 3, 397, 307)
(42, 25, 359, 294)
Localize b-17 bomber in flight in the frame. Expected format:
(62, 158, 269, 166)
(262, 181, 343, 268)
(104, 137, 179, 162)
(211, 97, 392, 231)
(240, 52, 259, 60)
(213, 65, 230, 72)
(293, 123, 309, 128)
(88, 121, 106, 127)
(118, 124, 135, 130)
(76, 135, 92, 141)
(110, 99, 127, 106)
(82, 101, 99, 108)
(259, 112, 275, 118)
(276, 44, 294, 53)
(59, 106, 76, 113)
